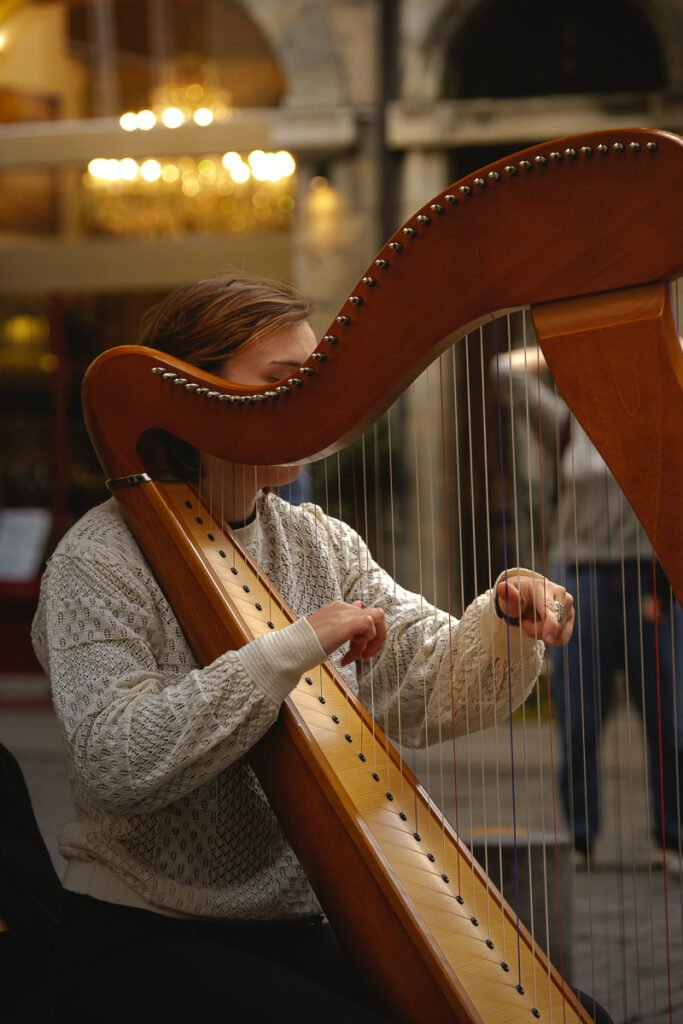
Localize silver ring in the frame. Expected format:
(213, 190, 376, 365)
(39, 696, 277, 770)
(555, 600, 566, 625)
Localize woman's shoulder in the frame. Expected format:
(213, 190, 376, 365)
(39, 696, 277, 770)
(51, 498, 143, 567)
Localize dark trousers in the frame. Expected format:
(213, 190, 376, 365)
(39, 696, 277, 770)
(52, 891, 391, 1023)
(549, 559, 683, 846)
(52, 892, 612, 1023)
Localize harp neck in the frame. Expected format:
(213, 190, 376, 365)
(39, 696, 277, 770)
(83, 127, 683, 479)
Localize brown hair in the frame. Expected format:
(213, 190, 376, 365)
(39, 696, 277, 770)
(138, 271, 312, 478)
(138, 271, 312, 369)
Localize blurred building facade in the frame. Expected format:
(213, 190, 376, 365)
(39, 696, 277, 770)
(1, 0, 682, 669)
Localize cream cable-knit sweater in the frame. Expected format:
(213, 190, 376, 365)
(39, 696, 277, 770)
(32, 493, 543, 921)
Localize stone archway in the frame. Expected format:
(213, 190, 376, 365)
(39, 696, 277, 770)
(240, 0, 350, 107)
(443, 0, 667, 99)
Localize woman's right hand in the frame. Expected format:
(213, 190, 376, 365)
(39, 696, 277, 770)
(307, 600, 387, 666)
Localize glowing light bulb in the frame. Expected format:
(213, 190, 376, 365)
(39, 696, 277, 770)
(275, 150, 296, 177)
(140, 159, 162, 182)
(161, 107, 185, 129)
(248, 150, 269, 181)
(230, 162, 250, 184)
(137, 109, 157, 131)
(193, 107, 214, 127)
(118, 158, 138, 181)
(88, 158, 109, 179)
(222, 151, 242, 171)
(119, 112, 138, 132)
(103, 159, 120, 182)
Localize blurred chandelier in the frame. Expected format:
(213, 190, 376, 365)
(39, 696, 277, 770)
(83, 64, 297, 237)
(84, 149, 296, 237)
(119, 70, 233, 132)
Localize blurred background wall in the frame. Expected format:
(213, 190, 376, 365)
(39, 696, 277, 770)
(0, 0, 681, 675)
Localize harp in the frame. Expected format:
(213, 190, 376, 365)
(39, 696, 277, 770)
(82, 127, 682, 1023)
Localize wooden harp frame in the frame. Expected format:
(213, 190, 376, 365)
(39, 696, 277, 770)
(82, 127, 683, 1023)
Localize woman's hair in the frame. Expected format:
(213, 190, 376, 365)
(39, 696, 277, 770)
(138, 271, 312, 369)
(137, 272, 312, 478)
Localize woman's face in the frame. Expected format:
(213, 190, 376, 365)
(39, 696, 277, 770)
(217, 319, 318, 492)
(220, 320, 317, 389)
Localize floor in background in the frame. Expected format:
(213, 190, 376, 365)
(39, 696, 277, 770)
(1, 675, 681, 1024)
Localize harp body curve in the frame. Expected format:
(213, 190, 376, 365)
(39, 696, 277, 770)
(81, 127, 683, 1022)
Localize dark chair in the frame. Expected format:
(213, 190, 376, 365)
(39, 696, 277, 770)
(0, 743, 62, 1022)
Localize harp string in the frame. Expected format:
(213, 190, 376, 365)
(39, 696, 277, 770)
(422, 357, 450, 856)
(533, 336, 571, 1004)
(385, 405, 410, 819)
(524, 312, 557, 1010)
(411, 368, 432, 839)
(462, 335, 482, 910)
(481, 324, 523, 969)
(450, 343, 466, 898)
(493, 316, 526, 989)
(518, 314, 556, 1001)
(438, 356, 459, 880)
(426, 363, 440, 846)
(508, 315, 542, 1002)
(616, 495, 639, 1023)
(650, 550, 674, 1015)
(409, 398, 428, 833)
(505, 310, 551, 1007)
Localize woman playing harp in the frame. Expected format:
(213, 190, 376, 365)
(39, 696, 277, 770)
(33, 272, 577, 1022)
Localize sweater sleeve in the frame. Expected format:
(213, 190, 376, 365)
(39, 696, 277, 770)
(32, 544, 325, 816)
(317, 512, 544, 747)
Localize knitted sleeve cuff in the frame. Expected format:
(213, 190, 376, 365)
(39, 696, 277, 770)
(236, 617, 328, 706)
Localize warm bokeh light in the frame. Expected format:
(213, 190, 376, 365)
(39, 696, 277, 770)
(230, 162, 251, 184)
(247, 150, 297, 182)
(186, 83, 204, 103)
(307, 175, 339, 216)
(276, 150, 296, 177)
(221, 151, 242, 171)
(161, 164, 180, 183)
(87, 158, 108, 178)
(140, 159, 162, 182)
(160, 107, 185, 129)
(119, 112, 138, 132)
(84, 150, 296, 236)
(118, 158, 138, 181)
(193, 107, 214, 127)
(136, 109, 157, 131)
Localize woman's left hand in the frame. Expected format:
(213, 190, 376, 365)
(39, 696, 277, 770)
(495, 575, 574, 646)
